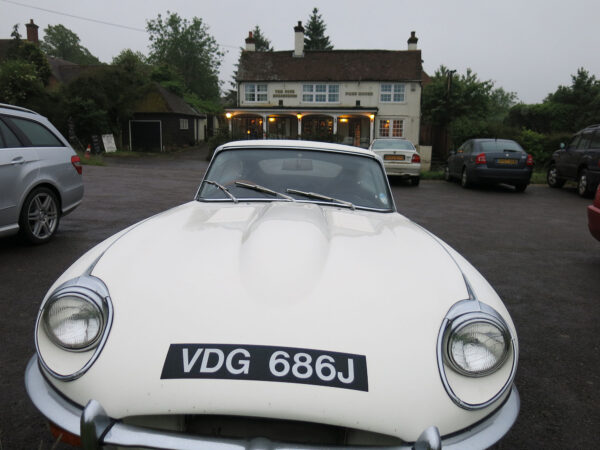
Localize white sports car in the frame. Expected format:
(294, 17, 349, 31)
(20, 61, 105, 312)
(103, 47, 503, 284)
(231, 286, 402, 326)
(26, 140, 519, 449)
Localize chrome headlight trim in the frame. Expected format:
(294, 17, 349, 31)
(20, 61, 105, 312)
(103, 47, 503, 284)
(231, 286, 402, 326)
(437, 287, 518, 410)
(35, 275, 113, 381)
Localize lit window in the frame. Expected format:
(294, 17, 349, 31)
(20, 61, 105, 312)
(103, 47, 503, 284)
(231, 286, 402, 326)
(380, 83, 405, 102)
(379, 119, 404, 137)
(245, 84, 267, 102)
(392, 120, 403, 137)
(379, 120, 390, 137)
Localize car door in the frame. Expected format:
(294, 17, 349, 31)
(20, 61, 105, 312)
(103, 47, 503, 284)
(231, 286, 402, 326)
(0, 117, 39, 229)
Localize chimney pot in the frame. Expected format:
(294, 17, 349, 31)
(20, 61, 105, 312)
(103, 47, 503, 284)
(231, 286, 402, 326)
(294, 21, 304, 57)
(245, 31, 256, 51)
(25, 19, 39, 44)
(407, 31, 418, 50)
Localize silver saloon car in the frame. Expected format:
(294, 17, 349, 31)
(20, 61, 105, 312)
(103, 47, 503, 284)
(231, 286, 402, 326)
(0, 104, 83, 244)
(368, 138, 421, 185)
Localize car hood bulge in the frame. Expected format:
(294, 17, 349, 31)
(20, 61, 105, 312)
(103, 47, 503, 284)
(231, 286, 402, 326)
(52, 201, 491, 440)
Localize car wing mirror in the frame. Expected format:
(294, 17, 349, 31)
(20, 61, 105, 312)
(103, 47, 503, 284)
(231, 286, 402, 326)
(560, 142, 565, 149)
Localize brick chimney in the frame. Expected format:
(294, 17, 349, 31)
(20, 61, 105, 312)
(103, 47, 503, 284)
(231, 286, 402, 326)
(26, 19, 39, 44)
(245, 31, 255, 52)
(294, 21, 304, 57)
(407, 31, 418, 50)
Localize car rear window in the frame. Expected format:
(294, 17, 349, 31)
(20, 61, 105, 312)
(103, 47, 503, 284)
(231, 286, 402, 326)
(480, 141, 524, 153)
(371, 139, 415, 150)
(6, 117, 64, 147)
(0, 119, 22, 148)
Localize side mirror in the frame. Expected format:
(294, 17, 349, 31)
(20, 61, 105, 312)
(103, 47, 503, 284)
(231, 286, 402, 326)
(560, 142, 565, 149)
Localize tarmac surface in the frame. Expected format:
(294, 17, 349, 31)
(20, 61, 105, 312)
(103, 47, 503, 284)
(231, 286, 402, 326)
(1, 145, 598, 449)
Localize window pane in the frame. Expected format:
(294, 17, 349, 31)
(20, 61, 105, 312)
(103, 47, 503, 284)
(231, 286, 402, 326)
(303, 85, 313, 92)
(302, 94, 313, 102)
(328, 93, 339, 102)
(316, 84, 326, 92)
(257, 93, 267, 101)
(329, 85, 339, 93)
(0, 119, 21, 148)
(392, 120, 403, 137)
(315, 94, 326, 102)
(381, 84, 391, 92)
(8, 117, 63, 147)
(379, 120, 390, 137)
(257, 84, 267, 92)
(381, 93, 391, 102)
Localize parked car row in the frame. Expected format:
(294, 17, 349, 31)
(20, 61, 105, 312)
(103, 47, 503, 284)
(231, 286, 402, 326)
(0, 103, 83, 244)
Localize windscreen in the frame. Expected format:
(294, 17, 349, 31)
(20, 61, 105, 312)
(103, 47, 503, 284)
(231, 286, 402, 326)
(198, 148, 393, 211)
(371, 139, 415, 150)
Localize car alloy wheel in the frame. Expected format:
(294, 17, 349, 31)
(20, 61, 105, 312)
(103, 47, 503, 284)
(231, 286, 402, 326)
(577, 169, 592, 198)
(19, 187, 60, 244)
(547, 165, 564, 188)
(444, 166, 451, 182)
(461, 168, 471, 188)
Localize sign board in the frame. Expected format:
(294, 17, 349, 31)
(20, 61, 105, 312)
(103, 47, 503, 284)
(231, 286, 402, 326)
(91, 135, 103, 154)
(102, 134, 117, 153)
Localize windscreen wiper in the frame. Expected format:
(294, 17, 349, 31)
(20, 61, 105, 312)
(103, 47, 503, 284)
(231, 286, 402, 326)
(286, 188, 355, 210)
(203, 180, 238, 203)
(235, 181, 295, 201)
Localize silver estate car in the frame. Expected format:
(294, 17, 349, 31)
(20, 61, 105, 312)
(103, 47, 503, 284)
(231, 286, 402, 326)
(0, 104, 83, 244)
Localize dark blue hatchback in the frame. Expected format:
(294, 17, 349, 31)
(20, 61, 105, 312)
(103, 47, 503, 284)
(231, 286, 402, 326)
(445, 139, 533, 192)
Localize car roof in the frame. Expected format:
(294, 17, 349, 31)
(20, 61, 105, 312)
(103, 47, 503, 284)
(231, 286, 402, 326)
(218, 139, 376, 158)
(0, 103, 40, 116)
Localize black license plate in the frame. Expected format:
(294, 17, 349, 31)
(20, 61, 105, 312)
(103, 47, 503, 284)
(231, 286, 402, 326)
(161, 343, 368, 391)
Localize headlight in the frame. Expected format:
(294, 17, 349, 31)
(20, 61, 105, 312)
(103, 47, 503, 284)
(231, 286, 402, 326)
(42, 294, 104, 350)
(446, 318, 509, 377)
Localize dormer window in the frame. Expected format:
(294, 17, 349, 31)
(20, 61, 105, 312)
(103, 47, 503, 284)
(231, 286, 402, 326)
(380, 83, 405, 102)
(245, 84, 267, 102)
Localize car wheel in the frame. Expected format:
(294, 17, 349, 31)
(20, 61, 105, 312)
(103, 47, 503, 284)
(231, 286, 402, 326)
(514, 183, 527, 192)
(577, 169, 593, 198)
(444, 166, 452, 182)
(460, 168, 471, 188)
(410, 176, 420, 186)
(547, 164, 565, 188)
(19, 187, 60, 244)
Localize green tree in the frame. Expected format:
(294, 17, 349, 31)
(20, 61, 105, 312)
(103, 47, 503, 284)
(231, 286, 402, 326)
(146, 11, 223, 102)
(0, 60, 45, 105)
(5, 25, 51, 85)
(422, 66, 517, 145)
(251, 25, 273, 52)
(40, 24, 101, 64)
(304, 8, 333, 50)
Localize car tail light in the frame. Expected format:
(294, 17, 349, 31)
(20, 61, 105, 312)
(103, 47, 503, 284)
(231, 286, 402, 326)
(71, 155, 82, 175)
(526, 154, 534, 166)
(411, 153, 421, 163)
(475, 153, 487, 165)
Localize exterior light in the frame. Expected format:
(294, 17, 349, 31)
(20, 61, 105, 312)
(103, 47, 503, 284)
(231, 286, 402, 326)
(369, 114, 375, 121)
(269, 117, 276, 122)
(297, 114, 302, 120)
(225, 112, 232, 119)
(340, 118, 348, 123)
(246, 130, 250, 134)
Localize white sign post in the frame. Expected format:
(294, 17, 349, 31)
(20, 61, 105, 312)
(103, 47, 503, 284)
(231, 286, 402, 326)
(102, 134, 117, 153)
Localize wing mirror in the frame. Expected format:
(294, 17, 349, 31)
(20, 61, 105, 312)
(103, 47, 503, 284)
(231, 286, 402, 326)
(560, 142, 565, 149)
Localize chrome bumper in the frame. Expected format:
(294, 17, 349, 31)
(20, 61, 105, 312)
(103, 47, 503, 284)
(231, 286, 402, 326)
(25, 355, 519, 450)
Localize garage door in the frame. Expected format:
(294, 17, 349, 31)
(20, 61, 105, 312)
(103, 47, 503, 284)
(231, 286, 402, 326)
(130, 121, 162, 152)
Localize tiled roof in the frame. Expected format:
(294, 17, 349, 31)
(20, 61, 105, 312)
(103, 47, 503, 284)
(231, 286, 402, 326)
(237, 49, 423, 82)
(134, 84, 204, 117)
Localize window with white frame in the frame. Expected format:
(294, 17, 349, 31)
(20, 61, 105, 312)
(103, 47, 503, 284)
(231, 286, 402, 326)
(302, 84, 339, 103)
(179, 118, 189, 130)
(245, 83, 267, 102)
(379, 119, 404, 137)
(380, 83, 405, 102)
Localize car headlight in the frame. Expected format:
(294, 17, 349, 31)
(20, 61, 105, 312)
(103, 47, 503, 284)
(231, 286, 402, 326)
(42, 294, 104, 350)
(36, 275, 113, 380)
(446, 317, 510, 377)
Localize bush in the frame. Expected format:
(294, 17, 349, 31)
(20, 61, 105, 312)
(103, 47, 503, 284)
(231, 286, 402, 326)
(207, 127, 232, 160)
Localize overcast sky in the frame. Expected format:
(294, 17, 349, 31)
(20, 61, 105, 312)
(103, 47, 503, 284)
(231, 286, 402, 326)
(2, 0, 599, 104)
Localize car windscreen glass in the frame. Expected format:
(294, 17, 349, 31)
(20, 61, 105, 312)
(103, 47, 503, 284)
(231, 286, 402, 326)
(6, 117, 64, 147)
(589, 131, 600, 149)
(480, 141, 524, 153)
(0, 119, 22, 148)
(371, 139, 415, 150)
(198, 148, 393, 211)
(577, 132, 593, 149)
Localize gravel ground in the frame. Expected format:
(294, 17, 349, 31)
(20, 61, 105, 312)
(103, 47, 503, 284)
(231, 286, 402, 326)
(1, 147, 597, 449)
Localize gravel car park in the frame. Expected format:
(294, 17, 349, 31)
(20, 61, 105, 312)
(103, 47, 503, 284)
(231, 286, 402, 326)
(0, 149, 598, 449)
